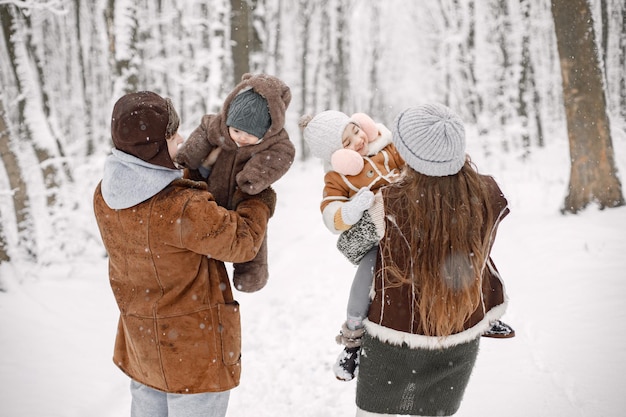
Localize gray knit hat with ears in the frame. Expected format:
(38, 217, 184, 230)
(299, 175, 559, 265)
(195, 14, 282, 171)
(226, 89, 271, 139)
(299, 110, 351, 163)
(392, 103, 466, 176)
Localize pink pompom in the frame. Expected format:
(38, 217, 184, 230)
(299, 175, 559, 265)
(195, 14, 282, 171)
(350, 112, 378, 142)
(331, 148, 364, 176)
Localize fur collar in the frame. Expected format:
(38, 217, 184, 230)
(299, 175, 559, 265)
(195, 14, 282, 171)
(366, 123, 392, 156)
(364, 298, 508, 350)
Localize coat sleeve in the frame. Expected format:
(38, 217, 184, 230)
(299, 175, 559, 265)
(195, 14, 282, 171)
(235, 133, 295, 195)
(177, 189, 271, 264)
(320, 171, 353, 233)
(387, 143, 406, 172)
(175, 114, 218, 169)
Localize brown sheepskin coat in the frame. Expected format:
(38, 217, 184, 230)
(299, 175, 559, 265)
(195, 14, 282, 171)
(93, 178, 272, 393)
(366, 174, 510, 348)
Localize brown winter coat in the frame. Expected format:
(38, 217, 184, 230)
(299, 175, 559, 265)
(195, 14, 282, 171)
(175, 73, 294, 292)
(366, 174, 510, 348)
(93, 178, 272, 393)
(320, 143, 404, 233)
(175, 73, 294, 208)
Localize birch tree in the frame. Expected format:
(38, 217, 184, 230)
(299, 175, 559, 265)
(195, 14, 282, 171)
(1, 5, 42, 261)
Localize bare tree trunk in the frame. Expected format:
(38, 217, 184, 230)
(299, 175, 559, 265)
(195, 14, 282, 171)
(318, 1, 331, 109)
(437, 0, 480, 122)
(0, 5, 36, 260)
(104, 0, 116, 74)
(518, 0, 544, 154)
(367, 2, 382, 117)
(269, 0, 283, 75)
(551, 0, 624, 213)
(248, 0, 264, 73)
(0, 99, 12, 265)
(600, 0, 609, 83)
(618, 2, 626, 119)
(75, 0, 95, 156)
(106, 0, 140, 94)
(230, 0, 251, 83)
(20, 12, 69, 204)
(335, 0, 349, 110)
(297, 0, 314, 161)
(0, 101, 34, 261)
(0, 217, 6, 265)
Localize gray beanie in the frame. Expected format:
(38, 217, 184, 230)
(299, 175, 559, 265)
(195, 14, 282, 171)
(226, 89, 271, 139)
(392, 103, 466, 176)
(300, 110, 351, 163)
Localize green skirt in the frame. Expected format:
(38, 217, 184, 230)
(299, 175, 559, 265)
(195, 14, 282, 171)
(356, 332, 480, 416)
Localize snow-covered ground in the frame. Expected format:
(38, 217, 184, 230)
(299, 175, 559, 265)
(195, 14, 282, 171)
(1, 135, 625, 416)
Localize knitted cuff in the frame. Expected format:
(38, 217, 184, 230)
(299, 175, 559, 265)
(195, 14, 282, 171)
(334, 208, 352, 231)
(335, 321, 365, 348)
(367, 193, 385, 239)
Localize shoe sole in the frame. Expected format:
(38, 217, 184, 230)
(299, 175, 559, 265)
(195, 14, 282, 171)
(482, 331, 516, 339)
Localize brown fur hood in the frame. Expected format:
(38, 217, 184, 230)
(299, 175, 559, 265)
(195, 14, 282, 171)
(175, 73, 295, 207)
(215, 73, 291, 150)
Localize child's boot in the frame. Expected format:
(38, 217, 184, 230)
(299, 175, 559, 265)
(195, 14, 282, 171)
(483, 319, 515, 338)
(333, 322, 365, 381)
(233, 235, 268, 292)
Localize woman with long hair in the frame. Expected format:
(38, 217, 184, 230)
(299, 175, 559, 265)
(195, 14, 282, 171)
(354, 104, 511, 416)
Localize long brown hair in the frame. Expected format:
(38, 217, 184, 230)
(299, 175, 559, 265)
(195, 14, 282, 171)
(380, 157, 496, 336)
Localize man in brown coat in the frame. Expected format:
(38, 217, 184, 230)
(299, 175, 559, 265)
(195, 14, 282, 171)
(93, 91, 276, 417)
(175, 73, 295, 293)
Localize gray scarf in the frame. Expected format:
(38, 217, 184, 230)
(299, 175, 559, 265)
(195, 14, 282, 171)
(101, 149, 183, 209)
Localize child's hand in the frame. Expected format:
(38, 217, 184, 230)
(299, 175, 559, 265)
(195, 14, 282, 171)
(341, 187, 375, 225)
(174, 123, 210, 169)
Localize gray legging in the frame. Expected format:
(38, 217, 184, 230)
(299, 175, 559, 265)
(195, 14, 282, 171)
(346, 246, 378, 329)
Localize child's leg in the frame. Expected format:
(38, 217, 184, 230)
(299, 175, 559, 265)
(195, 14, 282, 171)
(334, 246, 377, 381)
(232, 234, 268, 292)
(346, 246, 377, 330)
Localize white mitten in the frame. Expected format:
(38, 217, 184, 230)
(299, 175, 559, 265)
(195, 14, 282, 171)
(341, 187, 375, 225)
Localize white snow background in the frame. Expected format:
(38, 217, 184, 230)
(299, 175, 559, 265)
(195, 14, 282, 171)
(1, 119, 625, 417)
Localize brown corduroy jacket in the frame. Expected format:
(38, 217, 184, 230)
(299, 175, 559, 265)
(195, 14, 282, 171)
(93, 178, 271, 393)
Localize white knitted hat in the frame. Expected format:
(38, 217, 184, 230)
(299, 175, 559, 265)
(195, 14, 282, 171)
(301, 110, 351, 163)
(392, 103, 466, 176)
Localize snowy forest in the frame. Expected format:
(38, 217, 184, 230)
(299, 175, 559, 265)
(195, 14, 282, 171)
(1, 0, 625, 273)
